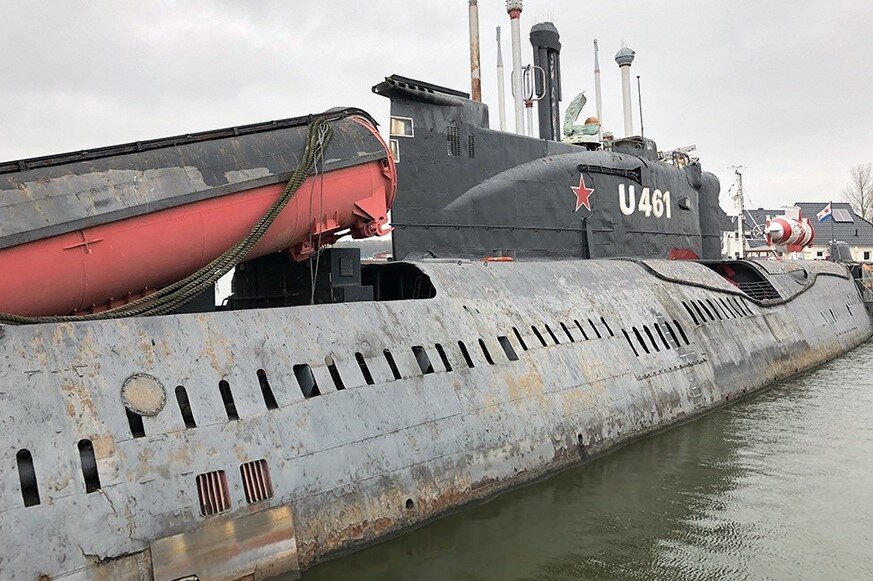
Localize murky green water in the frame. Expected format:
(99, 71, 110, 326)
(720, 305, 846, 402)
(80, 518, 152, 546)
(305, 341, 873, 580)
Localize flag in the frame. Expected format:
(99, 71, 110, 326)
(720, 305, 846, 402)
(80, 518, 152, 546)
(817, 203, 833, 222)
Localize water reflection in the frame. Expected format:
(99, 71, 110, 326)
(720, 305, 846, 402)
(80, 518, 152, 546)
(305, 341, 873, 580)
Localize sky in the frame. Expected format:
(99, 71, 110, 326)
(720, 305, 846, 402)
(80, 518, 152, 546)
(1, 0, 871, 213)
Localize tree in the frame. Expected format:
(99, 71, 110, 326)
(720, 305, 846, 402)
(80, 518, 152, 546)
(843, 163, 873, 222)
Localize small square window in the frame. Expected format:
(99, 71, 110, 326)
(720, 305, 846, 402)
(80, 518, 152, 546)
(389, 116, 414, 137)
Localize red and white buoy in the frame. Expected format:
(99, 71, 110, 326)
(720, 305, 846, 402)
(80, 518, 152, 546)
(765, 209, 815, 252)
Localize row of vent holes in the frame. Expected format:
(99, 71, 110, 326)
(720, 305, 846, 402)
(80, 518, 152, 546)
(15, 440, 101, 507)
(301, 338, 519, 400)
(198, 459, 274, 517)
(621, 320, 690, 357)
(446, 126, 475, 158)
(683, 296, 751, 326)
(525, 317, 613, 349)
(127, 370, 280, 438)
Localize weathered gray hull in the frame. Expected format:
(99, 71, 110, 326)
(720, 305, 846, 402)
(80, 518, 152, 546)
(0, 258, 870, 579)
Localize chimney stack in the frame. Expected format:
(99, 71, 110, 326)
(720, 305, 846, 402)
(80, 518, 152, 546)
(615, 45, 636, 137)
(529, 22, 562, 141)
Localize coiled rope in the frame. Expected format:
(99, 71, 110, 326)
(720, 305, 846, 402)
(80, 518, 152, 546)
(0, 111, 343, 325)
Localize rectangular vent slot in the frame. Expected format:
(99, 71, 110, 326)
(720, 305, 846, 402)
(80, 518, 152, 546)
(468, 134, 475, 158)
(240, 459, 274, 504)
(294, 364, 320, 398)
(412, 346, 434, 374)
(196, 470, 231, 516)
(446, 126, 461, 156)
(498, 336, 518, 361)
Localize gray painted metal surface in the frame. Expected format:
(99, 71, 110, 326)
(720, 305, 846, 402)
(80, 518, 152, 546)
(373, 75, 724, 261)
(0, 111, 385, 250)
(0, 257, 870, 579)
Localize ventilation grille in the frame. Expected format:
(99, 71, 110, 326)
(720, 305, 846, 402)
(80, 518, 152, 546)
(196, 470, 231, 516)
(241, 459, 274, 504)
(446, 126, 460, 156)
(467, 134, 475, 158)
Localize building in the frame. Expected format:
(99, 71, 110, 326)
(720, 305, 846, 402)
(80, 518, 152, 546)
(722, 201, 873, 262)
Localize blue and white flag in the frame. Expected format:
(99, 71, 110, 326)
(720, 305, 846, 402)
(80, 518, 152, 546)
(816, 203, 832, 222)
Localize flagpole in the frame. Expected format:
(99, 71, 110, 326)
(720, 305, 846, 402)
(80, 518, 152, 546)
(830, 200, 835, 246)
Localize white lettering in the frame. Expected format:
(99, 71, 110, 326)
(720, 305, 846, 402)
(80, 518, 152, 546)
(639, 187, 652, 217)
(619, 183, 635, 216)
(652, 189, 664, 218)
(617, 184, 673, 219)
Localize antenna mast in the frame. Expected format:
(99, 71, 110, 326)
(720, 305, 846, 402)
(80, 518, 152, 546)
(731, 165, 746, 258)
(594, 39, 603, 141)
(636, 75, 644, 140)
(496, 26, 506, 131)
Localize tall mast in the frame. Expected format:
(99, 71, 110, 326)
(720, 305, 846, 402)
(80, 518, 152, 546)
(732, 166, 746, 258)
(615, 45, 635, 137)
(496, 26, 507, 131)
(594, 39, 603, 140)
(506, 1, 525, 135)
(468, 1, 482, 102)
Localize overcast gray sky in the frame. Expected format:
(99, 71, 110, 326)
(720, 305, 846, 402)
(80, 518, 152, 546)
(2, 1, 871, 211)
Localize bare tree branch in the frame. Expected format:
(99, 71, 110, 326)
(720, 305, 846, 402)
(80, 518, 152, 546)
(843, 163, 873, 222)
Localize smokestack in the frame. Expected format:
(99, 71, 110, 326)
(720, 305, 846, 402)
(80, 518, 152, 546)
(615, 45, 635, 137)
(506, 1, 525, 135)
(529, 22, 562, 141)
(496, 26, 507, 131)
(468, 1, 481, 102)
(593, 39, 603, 140)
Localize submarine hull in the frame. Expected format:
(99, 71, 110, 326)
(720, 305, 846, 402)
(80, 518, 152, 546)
(0, 257, 869, 579)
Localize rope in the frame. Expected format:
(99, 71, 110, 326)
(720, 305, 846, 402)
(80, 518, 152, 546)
(0, 111, 346, 325)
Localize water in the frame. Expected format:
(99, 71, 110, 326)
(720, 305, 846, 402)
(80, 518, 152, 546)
(304, 340, 873, 581)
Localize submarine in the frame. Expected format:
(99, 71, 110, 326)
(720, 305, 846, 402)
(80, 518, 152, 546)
(0, 4, 870, 580)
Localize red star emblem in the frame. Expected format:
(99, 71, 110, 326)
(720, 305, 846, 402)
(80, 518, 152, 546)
(571, 175, 594, 212)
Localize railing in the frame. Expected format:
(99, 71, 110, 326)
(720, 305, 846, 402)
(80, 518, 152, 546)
(736, 280, 781, 301)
